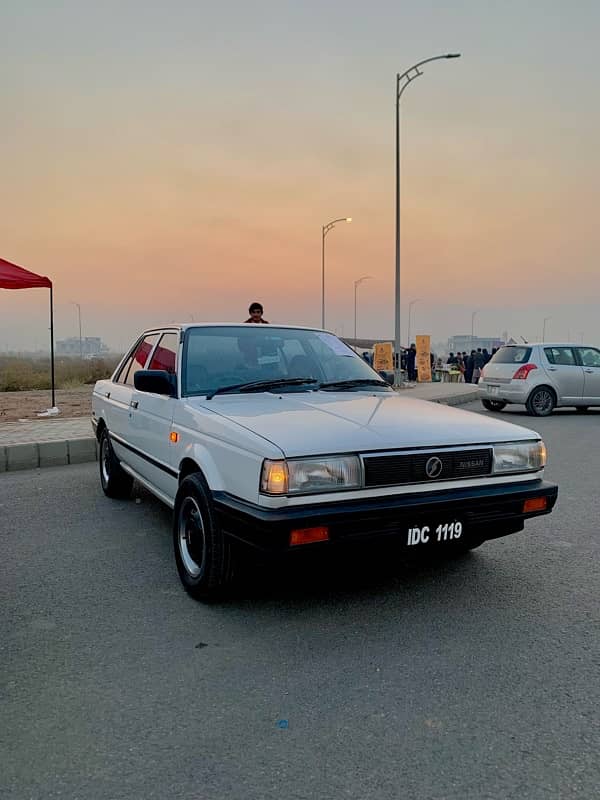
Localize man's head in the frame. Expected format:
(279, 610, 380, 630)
(248, 302, 264, 322)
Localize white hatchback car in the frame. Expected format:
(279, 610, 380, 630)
(479, 343, 600, 416)
(92, 324, 557, 600)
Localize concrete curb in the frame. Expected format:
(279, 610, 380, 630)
(428, 391, 480, 407)
(0, 391, 480, 473)
(0, 438, 98, 473)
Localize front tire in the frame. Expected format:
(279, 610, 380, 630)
(526, 386, 556, 417)
(99, 428, 133, 499)
(173, 473, 234, 601)
(481, 399, 507, 412)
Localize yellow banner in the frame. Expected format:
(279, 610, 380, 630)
(373, 342, 394, 372)
(416, 335, 432, 382)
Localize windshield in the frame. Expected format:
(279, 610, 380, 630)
(182, 326, 390, 397)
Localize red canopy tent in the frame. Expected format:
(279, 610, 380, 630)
(0, 257, 56, 407)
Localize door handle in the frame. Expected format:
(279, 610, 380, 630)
(546, 367, 557, 371)
(130, 400, 139, 409)
(105, 391, 111, 398)
(584, 369, 594, 373)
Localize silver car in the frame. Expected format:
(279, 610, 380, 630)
(478, 343, 600, 416)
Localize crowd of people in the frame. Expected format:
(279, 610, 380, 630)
(446, 348, 498, 384)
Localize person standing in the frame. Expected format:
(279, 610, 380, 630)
(406, 343, 417, 382)
(473, 348, 486, 383)
(244, 302, 269, 324)
(465, 350, 476, 384)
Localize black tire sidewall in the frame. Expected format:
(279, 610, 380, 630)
(482, 399, 506, 412)
(99, 428, 133, 498)
(173, 473, 231, 599)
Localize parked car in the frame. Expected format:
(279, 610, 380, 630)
(92, 324, 557, 601)
(479, 343, 600, 416)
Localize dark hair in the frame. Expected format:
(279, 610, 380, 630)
(249, 302, 263, 314)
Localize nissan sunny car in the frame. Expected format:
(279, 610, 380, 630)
(92, 324, 558, 600)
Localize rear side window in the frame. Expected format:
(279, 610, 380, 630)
(491, 346, 532, 364)
(544, 347, 576, 366)
(149, 333, 178, 373)
(115, 334, 159, 385)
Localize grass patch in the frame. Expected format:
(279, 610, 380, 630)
(0, 356, 121, 392)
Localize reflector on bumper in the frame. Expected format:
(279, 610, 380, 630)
(523, 497, 547, 513)
(289, 527, 330, 546)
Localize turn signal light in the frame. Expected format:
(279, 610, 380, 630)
(169, 431, 179, 443)
(513, 364, 537, 380)
(523, 497, 547, 513)
(289, 527, 330, 546)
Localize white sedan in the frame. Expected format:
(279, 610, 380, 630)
(92, 324, 558, 601)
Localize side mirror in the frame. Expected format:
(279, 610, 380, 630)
(134, 370, 176, 396)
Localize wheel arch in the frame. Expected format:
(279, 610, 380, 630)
(178, 450, 225, 492)
(95, 417, 107, 441)
(527, 383, 558, 404)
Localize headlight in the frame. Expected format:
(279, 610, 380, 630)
(261, 456, 362, 495)
(493, 441, 547, 474)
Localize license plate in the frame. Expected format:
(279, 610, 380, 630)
(487, 385, 499, 396)
(407, 521, 463, 547)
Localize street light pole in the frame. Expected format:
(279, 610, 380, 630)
(353, 275, 373, 339)
(542, 316, 551, 342)
(322, 217, 352, 329)
(471, 310, 478, 349)
(71, 302, 83, 358)
(394, 53, 461, 387)
(407, 298, 421, 350)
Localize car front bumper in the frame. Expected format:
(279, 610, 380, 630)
(213, 479, 558, 553)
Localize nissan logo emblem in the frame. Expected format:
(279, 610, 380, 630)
(425, 456, 443, 479)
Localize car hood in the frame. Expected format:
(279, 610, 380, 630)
(189, 392, 538, 457)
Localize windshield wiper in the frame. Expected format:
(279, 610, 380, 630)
(318, 378, 391, 391)
(206, 377, 318, 400)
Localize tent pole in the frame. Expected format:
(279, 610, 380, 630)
(50, 284, 56, 408)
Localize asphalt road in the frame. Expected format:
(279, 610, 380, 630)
(1, 402, 599, 800)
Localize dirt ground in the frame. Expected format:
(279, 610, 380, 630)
(0, 386, 93, 422)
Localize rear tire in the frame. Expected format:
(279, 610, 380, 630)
(526, 386, 556, 417)
(481, 399, 507, 412)
(173, 473, 234, 601)
(99, 428, 133, 499)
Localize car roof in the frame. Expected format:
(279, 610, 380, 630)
(141, 323, 333, 334)
(501, 342, 593, 348)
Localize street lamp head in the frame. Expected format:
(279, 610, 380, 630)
(346, 217, 352, 223)
(446, 53, 461, 58)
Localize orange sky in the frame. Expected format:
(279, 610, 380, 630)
(1, 1, 599, 351)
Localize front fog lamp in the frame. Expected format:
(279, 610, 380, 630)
(261, 456, 361, 495)
(493, 441, 547, 474)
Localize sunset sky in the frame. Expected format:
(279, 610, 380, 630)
(1, 0, 599, 352)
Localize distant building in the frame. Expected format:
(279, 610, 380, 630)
(447, 335, 505, 353)
(56, 337, 109, 357)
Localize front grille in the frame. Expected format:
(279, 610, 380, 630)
(363, 448, 493, 488)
